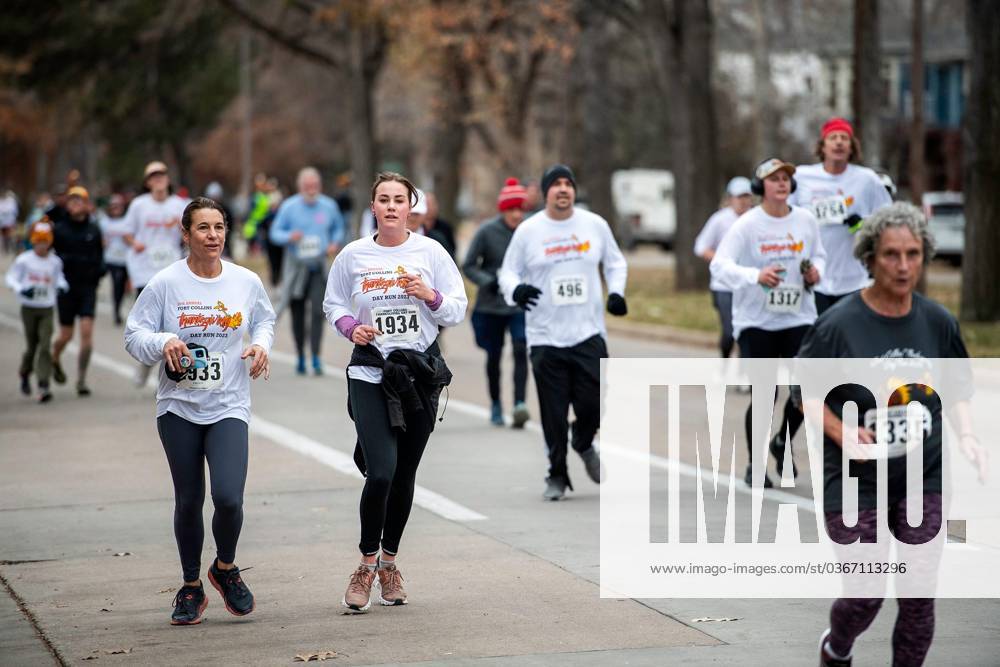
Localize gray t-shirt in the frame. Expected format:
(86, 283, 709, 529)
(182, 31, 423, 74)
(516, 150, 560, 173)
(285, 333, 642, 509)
(797, 292, 969, 513)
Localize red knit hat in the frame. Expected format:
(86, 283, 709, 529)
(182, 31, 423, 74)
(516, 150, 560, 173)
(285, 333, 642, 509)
(821, 117, 854, 139)
(497, 178, 527, 211)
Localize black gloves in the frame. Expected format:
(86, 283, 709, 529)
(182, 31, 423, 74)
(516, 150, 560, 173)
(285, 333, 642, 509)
(843, 214, 863, 234)
(512, 283, 542, 311)
(607, 293, 628, 316)
(19, 287, 35, 299)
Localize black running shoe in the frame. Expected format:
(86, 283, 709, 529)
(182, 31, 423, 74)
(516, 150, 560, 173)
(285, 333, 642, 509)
(19, 373, 30, 396)
(170, 585, 207, 625)
(208, 561, 255, 616)
(744, 464, 773, 489)
(769, 432, 798, 478)
(52, 361, 66, 385)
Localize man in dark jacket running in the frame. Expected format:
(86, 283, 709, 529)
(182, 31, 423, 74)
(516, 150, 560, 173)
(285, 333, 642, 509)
(462, 178, 531, 428)
(51, 186, 104, 395)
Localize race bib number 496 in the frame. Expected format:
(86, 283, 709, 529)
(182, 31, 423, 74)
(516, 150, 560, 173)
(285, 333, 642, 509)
(551, 275, 587, 306)
(373, 305, 420, 345)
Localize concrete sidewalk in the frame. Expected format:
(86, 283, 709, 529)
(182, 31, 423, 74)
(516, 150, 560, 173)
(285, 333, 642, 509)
(0, 316, 713, 666)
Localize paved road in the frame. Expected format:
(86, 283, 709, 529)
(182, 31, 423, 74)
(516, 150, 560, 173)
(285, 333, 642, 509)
(1, 257, 996, 666)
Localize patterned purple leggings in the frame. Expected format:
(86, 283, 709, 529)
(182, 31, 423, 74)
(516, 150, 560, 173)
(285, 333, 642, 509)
(824, 493, 942, 667)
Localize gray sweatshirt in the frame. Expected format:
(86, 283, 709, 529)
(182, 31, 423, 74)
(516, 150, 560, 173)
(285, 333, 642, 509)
(462, 215, 520, 315)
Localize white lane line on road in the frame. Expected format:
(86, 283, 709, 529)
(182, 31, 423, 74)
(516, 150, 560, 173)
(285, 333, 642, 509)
(269, 349, 815, 510)
(0, 312, 487, 523)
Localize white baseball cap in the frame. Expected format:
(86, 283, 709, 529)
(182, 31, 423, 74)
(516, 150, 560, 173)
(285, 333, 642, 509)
(726, 176, 752, 197)
(411, 189, 428, 215)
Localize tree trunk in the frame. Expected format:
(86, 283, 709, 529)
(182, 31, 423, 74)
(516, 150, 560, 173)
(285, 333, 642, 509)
(346, 29, 377, 237)
(960, 0, 1000, 321)
(642, 0, 719, 290)
(430, 45, 471, 225)
(852, 0, 882, 167)
(909, 0, 925, 202)
(751, 0, 778, 159)
(575, 8, 616, 233)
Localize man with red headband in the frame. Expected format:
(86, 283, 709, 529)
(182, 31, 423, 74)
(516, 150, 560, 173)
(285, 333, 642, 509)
(789, 118, 892, 315)
(768, 118, 893, 464)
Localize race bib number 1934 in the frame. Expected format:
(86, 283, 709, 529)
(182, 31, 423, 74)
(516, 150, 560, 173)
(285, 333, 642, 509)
(373, 305, 420, 345)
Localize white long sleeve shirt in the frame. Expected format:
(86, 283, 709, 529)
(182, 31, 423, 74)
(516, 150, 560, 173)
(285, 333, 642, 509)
(323, 231, 468, 384)
(5, 250, 68, 308)
(124, 259, 275, 424)
(788, 163, 891, 296)
(710, 205, 826, 338)
(498, 208, 628, 348)
(123, 193, 188, 288)
(100, 213, 131, 267)
(693, 206, 739, 291)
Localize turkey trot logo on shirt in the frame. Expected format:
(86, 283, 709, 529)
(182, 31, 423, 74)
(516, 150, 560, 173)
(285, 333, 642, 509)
(543, 234, 591, 263)
(177, 300, 243, 331)
(759, 232, 804, 256)
(360, 265, 415, 295)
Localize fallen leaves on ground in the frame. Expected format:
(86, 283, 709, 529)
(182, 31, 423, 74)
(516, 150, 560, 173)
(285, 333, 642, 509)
(293, 650, 340, 661)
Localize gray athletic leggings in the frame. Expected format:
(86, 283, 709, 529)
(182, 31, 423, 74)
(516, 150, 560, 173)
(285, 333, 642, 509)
(156, 411, 249, 583)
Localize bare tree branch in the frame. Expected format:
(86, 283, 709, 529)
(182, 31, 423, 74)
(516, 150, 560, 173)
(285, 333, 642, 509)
(469, 120, 500, 154)
(216, 0, 342, 69)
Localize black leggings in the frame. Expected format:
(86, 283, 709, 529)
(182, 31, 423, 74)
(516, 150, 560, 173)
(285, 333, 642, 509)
(530, 334, 607, 483)
(290, 268, 326, 358)
(348, 379, 433, 556)
(156, 412, 249, 582)
(737, 326, 810, 457)
(107, 264, 128, 321)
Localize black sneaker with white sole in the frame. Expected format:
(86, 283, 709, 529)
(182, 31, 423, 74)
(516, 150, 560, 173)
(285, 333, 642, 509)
(208, 561, 255, 616)
(543, 476, 569, 501)
(170, 585, 208, 625)
(744, 464, 773, 489)
(579, 447, 603, 484)
(819, 628, 852, 666)
(769, 432, 798, 478)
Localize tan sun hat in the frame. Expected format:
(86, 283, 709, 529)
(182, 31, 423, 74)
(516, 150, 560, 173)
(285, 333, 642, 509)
(143, 160, 169, 181)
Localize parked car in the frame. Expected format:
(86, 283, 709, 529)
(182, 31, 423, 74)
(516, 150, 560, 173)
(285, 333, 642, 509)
(922, 191, 964, 264)
(612, 169, 676, 250)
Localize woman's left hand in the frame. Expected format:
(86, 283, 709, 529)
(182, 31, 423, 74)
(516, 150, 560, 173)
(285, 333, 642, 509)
(402, 273, 436, 303)
(242, 344, 270, 380)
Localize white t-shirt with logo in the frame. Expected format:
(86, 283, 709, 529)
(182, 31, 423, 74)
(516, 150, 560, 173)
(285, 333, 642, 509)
(124, 260, 275, 424)
(100, 214, 131, 267)
(323, 231, 468, 384)
(710, 205, 827, 338)
(694, 206, 739, 291)
(123, 193, 188, 288)
(789, 163, 892, 296)
(5, 250, 68, 308)
(498, 208, 628, 349)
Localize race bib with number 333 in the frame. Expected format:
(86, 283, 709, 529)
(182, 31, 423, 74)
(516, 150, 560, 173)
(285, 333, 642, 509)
(177, 353, 224, 391)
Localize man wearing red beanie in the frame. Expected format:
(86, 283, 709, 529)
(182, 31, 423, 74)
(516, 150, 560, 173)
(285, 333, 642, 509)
(768, 117, 894, 471)
(462, 178, 532, 428)
(789, 118, 892, 315)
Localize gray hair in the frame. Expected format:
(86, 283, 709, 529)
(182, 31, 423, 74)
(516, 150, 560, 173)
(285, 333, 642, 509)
(296, 166, 321, 189)
(853, 201, 936, 268)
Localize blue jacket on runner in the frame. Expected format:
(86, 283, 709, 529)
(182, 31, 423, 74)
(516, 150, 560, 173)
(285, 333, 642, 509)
(269, 194, 346, 265)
